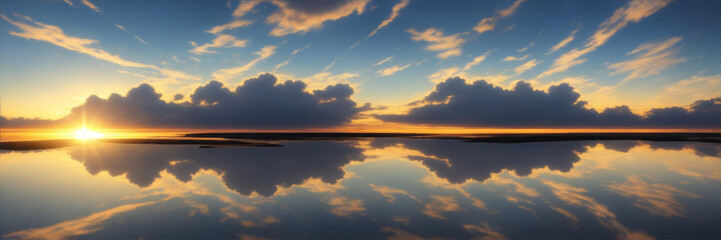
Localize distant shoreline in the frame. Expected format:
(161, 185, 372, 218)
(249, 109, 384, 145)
(1, 132, 718, 151)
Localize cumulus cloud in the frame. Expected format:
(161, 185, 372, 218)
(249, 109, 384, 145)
(408, 28, 465, 59)
(537, 0, 672, 79)
(473, 0, 525, 34)
(377, 64, 412, 76)
(608, 36, 686, 85)
(233, 0, 370, 36)
(1, 74, 367, 129)
(367, 0, 410, 38)
(378, 76, 721, 128)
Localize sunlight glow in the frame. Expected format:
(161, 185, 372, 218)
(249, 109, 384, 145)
(74, 127, 103, 140)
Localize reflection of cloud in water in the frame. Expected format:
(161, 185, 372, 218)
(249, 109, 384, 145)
(67, 141, 364, 197)
(543, 180, 655, 240)
(608, 176, 700, 218)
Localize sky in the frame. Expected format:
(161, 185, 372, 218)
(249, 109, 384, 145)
(0, 0, 719, 130)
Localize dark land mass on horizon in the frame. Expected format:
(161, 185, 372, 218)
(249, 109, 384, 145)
(1, 132, 718, 151)
(184, 132, 721, 143)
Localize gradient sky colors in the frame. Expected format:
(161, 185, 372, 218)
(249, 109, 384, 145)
(0, 0, 719, 130)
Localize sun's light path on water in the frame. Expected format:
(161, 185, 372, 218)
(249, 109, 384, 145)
(74, 127, 103, 140)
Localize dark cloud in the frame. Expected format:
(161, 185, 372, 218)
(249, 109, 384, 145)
(378, 77, 721, 128)
(67, 141, 364, 196)
(1, 73, 366, 129)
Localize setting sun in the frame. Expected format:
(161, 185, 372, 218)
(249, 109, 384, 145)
(74, 127, 103, 140)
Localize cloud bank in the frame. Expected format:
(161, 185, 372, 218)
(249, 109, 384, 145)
(1, 74, 367, 129)
(378, 77, 720, 128)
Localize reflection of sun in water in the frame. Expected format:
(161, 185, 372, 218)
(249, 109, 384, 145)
(74, 127, 103, 140)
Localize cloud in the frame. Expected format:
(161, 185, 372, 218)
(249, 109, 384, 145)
(377, 76, 721, 128)
(463, 52, 490, 71)
(233, 0, 370, 36)
(64, 0, 73, 6)
(274, 44, 309, 71)
(547, 29, 578, 54)
(421, 195, 459, 219)
(514, 59, 541, 75)
(212, 45, 276, 80)
(373, 56, 393, 66)
(537, 0, 672, 79)
(367, 0, 410, 38)
(81, 0, 101, 12)
(608, 176, 699, 218)
(206, 19, 254, 35)
(115, 24, 150, 46)
(1, 14, 198, 88)
(608, 37, 686, 85)
(2, 73, 367, 129)
(473, 0, 525, 34)
(501, 54, 528, 62)
(377, 64, 412, 76)
(328, 196, 365, 217)
(463, 222, 507, 240)
(190, 34, 248, 55)
(369, 184, 420, 203)
(408, 28, 465, 59)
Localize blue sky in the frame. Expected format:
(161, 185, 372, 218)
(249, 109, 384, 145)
(1, 0, 720, 121)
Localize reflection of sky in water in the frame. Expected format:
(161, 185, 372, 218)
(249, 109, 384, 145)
(1, 139, 720, 239)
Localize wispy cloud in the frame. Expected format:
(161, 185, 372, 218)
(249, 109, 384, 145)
(473, 0, 525, 34)
(537, 0, 673, 79)
(514, 59, 541, 75)
(373, 56, 393, 66)
(190, 34, 248, 55)
(547, 29, 578, 54)
(81, 0, 101, 12)
(233, 0, 370, 36)
(367, 0, 410, 38)
(502, 54, 528, 62)
(206, 19, 253, 35)
(274, 44, 309, 70)
(64, 0, 74, 6)
(212, 45, 277, 80)
(115, 24, 150, 46)
(408, 28, 465, 59)
(377, 64, 412, 76)
(608, 36, 685, 85)
(463, 51, 491, 71)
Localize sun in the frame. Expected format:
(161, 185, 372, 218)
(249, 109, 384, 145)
(74, 127, 103, 140)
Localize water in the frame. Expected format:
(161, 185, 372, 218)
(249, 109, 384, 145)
(1, 139, 719, 239)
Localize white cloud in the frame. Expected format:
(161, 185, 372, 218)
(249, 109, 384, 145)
(608, 36, 686, 85)
(537, 0, 672, 79)
(502, 54, 528, 62)
(190, 34, 248, 55)
(408, 28, 465, 59)
(514, 59, 541, 75)
(473, 0, 525, 34)
(367, 0, 410, 38)
(377, 64, 412, 76)
(212, 45, 277, 80)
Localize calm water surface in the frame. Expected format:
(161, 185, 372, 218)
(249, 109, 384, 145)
(1, 139, 720, 239)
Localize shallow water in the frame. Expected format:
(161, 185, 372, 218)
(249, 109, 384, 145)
(1, 139, 720, 239)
